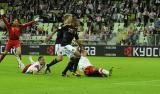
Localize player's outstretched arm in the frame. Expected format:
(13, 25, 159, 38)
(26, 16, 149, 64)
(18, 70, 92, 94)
(45, 27, 58, 43)
(1, 9, 10, 29)
(15, 54, 25, 70)
(45, 31, 56, 43)
(21, 17, 39, 29)
(29, 56, 35, 64)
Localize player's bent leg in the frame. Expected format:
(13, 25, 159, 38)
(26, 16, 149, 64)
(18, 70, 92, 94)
(72, 51, 81, 76)
(62, 45, 81, 76)
(16, 47, 22, 68)
(74, 50, 81, 58)
(16, 47, 22, 60)
(0, 50, 8, 63)
(72, 58, 81, 76)
(0, 40, 13, 63)
(45, 55, 63, 73)
(15, 55, 25, 70)
(96, 67, 113, 77)
(70, 57, 81, 77)
(62, 57, 75, 76)
(57, 55, 63, 62)
(47, 55, 63, 67)
(98, 68, 110, 77)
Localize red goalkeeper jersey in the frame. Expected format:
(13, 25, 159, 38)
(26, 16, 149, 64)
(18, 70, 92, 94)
(2, 15, 35, 40)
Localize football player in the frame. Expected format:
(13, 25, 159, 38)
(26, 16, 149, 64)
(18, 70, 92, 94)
(78, 49, 113, 77)
(45, 15, 82, 76)
(0, 9, 39, 66)
(15, 55, 46, 74)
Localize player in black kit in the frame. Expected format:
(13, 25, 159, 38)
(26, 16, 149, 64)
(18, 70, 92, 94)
(45, 15, 82, 76)
(44, 14, 73, 73)
(61, 18, 82, 76)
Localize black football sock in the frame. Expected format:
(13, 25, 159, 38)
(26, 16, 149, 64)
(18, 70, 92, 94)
(68, 62, 74, 71)
(47, 58, 58, 67)
(62, 57, 74, 75)
(73, 58, 80, 73)
(68, 63, 74, 72)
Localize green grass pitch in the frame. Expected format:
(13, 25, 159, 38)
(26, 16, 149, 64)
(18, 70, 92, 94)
(0, 55, 160, 94)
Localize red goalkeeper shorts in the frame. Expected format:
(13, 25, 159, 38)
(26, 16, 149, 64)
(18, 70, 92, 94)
(5, 40, 21, 51)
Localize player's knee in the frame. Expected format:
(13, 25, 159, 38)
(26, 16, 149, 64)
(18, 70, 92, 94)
(57, 56, 63, 62)
(58, 58, 63, 62)
(74, 51, 81, 58)
(16, 50, 21, 55)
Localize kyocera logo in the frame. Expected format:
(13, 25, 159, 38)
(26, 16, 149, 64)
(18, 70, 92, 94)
(124, 47, 160, 57)
(133, 47, 160, 57)
(124, 47, 133, 56)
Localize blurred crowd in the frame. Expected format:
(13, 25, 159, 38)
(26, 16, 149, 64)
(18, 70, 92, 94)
(0, 0, 160, 45)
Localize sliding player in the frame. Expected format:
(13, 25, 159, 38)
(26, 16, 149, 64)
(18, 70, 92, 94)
(15, 55, 46, 74)
(78, 49, 113, 77)
(0, 9, 39, 66)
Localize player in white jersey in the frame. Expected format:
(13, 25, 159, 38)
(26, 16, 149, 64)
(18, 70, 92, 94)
(78, 50, 113, 77)
(15, 55, 46, 74)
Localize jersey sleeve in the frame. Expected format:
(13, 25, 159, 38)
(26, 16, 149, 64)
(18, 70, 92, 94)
(2, 15, 11, 29)
(21, 21, 35, 29)
(29, 56, 35, 64)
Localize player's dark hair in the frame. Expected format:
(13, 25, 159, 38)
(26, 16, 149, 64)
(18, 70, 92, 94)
(38, 56, 43, 61)
(11, 17, 21, 25)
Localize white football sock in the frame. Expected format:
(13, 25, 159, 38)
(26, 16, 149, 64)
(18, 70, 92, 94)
(102, 69, 110, 76)
(16, 56, 25, 70)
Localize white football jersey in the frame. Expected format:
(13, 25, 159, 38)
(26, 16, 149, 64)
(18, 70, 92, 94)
(25, 56, 44, 73)
(25, 62, 42, 73)
(78, 56, 92, 72)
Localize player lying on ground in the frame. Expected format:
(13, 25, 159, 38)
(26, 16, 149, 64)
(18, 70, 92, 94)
(45, 14, 82, 76)
(15, 55, 46, 74)
(0, 9, 39, 66)
(78, 50, 113, 77)
(63, 48, 113, 77)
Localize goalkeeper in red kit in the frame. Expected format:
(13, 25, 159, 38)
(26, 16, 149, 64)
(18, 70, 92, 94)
(0, 9, 39, 66)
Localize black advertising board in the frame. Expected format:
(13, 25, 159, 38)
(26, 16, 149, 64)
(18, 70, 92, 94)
(0, 45, 55, 55)
(0, 44, 159, 57)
